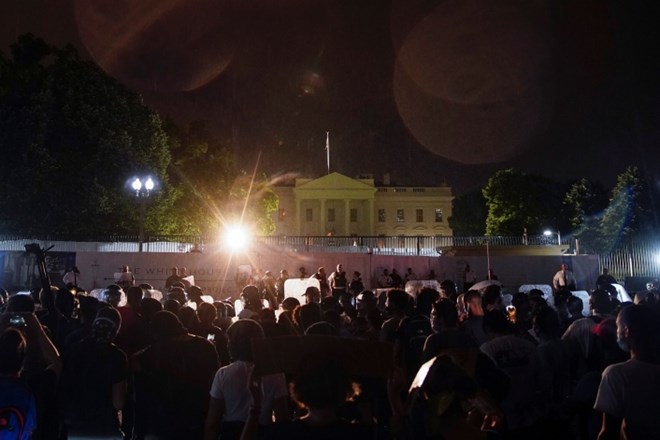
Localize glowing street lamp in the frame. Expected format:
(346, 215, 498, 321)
(132, 177, 154, 196)
(543, 229, 561, 246)
(131, 176, 156, 252)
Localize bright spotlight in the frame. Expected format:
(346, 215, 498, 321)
(543, 230, 552, 236)
(223, 224, 251, 252)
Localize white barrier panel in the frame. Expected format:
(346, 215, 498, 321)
(233, 298, 272, 318)
(571, 290, 590, 317)
(89, 288, 127, 307)
(284, 278, 320, 305)
(144, 289, 163, 302)
(518, 284, 553, 299)
(612, 283, 632, 303)
(404, 280, 441, 297)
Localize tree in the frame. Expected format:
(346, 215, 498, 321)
(164, 119, 238, 235)
(599, 166, 651, 249)
(164, 119, 279, 236)
(482, 169, 564, 236)
(227, 172, 279, 236)
(560, 178, 608, 252)
(563, 178, 608, 229)
(0, 34, 177, 235)
(448, 190, 487, 235)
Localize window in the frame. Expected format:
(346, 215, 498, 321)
(416, 209, 424, 222)
(306, 208, 313, 222)
(396, 209, 405, 223)
(328, 208, 335, 222)
(278, 208, 286, 222)
(378, 209, 386, 222)
(435, 209, 443, 222)
(350, 208, 358, 222)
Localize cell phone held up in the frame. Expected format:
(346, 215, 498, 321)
(9, 314, 27, 328)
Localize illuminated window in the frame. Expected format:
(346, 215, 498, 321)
(278, 208, 286, 222)
(435, 209, 443, 222)
(350, 209, 358, 222)
(416, 209, 424, 222)
(328, 208, 335, 222)
(397, 209, 405, 223)
(378, 209, 386, 222)
(306, 208, 313, 222)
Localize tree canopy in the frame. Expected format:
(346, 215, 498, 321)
(599, 166, 652, 247)
(0, 35, 174, 234)
(448, 189, 487, 236)
(482, 169, 565, 236)
(0, 35, 276, 237)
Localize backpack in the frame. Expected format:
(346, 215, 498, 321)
(0, 407, 26, 440)
(398, 315, 433, 379)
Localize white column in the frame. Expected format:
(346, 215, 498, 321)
(295, 199, 301, 235)
(368, 199, 374, 235)
(320, 199, 326, 235)
(344, 199, 350, 235)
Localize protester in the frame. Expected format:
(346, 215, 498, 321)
(204, 319, 288, 440)
(594, 304, 660, 439)
(61, 307, 127, 438)
(132, 311, 219, 439)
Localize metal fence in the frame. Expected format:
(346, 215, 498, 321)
(0, 235, 203, 253)
(1, 233, 658, 279)
(597, 237, 660, 281)
(0, 233, 563, 254)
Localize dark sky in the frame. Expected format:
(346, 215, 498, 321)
(2, 0, 659, 195)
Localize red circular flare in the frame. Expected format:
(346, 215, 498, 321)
(74, 0, 235, 92)
(392, 0, 554, 164)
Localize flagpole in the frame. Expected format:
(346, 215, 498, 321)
(325, 131, 330, 174)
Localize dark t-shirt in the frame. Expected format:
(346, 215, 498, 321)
(423, 328, 476, 362)
(61, 339, 127, 432)
(132, 335, 219, 439)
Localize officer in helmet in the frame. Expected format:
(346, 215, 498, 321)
(238, 285, 263, 319)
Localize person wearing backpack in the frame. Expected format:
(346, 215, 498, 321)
(60, 306, 127, 439)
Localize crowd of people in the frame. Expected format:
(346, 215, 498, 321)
(1, 262, 660, 440)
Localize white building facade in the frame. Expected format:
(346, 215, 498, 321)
(271, 172, 453, 237)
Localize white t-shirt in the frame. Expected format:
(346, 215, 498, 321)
(209, 360, 287, 425)
(594, 359, 660, 439)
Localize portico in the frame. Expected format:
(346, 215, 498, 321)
(288, 173, 376, 236)
(272, 172, 453, 237)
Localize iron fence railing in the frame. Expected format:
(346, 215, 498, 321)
(597, 237, 660, 281)
(0, 234, 565, 254)
(2, 234, 659, 279)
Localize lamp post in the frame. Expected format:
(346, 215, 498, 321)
(131, 177, 155, 252)
(543, 229, 561, 246)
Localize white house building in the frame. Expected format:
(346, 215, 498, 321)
(271, 172, 453, 237)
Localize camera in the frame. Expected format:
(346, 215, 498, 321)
(9, 314, 27, 327)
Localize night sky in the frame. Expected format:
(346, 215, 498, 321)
(2, 0, 659, 195)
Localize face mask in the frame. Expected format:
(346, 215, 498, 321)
(617, 333, 630, 353)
